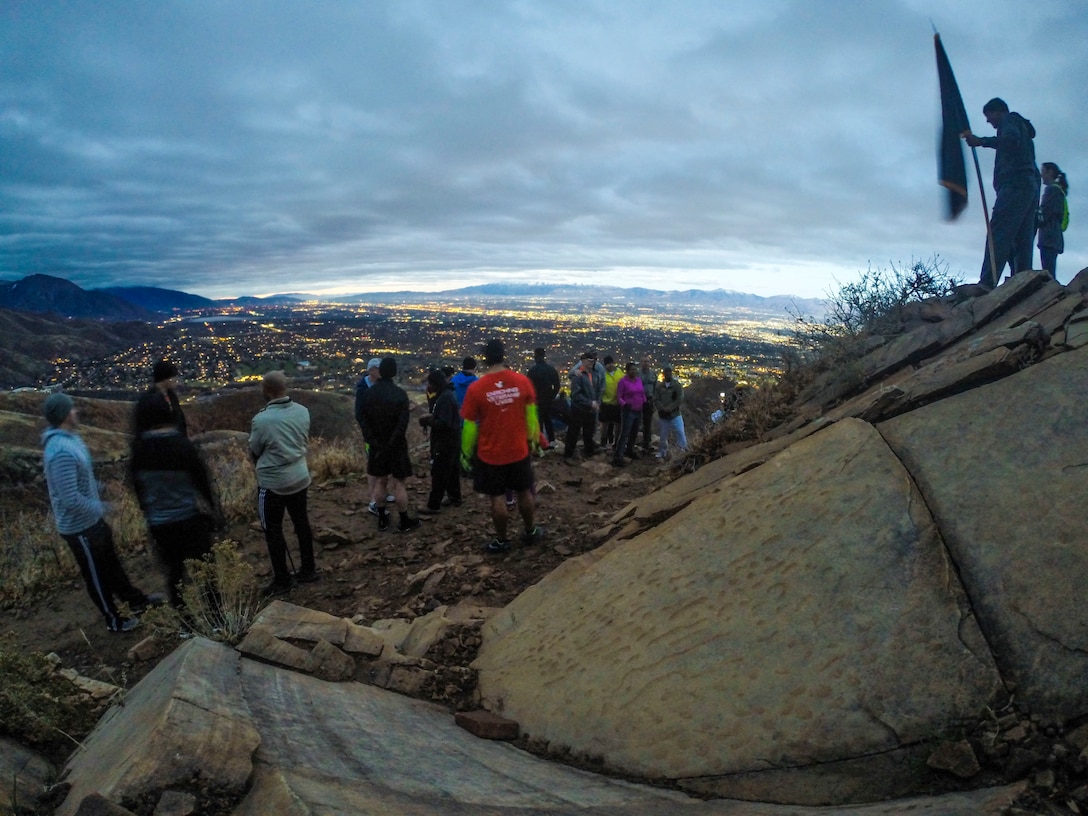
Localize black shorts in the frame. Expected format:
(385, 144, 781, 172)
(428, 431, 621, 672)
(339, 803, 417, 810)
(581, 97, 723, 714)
(367, 445, 413, 480)
(473, 455, 534, 496)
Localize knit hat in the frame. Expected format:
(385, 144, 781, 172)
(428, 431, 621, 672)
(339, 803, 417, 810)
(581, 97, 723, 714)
(379, 357, 397, 379)
(427, 368, 447, 389)
(462, 356, 477, 371)
(482, 339, 504, 366)
(153, 360, 179, 383)
(43, 393, 74, 427)
(367, 358, 382, 372)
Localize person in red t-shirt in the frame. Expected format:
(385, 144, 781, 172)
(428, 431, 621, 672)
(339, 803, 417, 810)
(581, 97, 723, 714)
(460, 339, 544, 554)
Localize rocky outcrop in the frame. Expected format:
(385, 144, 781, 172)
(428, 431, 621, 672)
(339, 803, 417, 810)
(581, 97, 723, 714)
(473, 273, 1088, 805)
(55, 637, 1028, 815)
(0, 736, 55, 815)
(55, 638, 260, 816)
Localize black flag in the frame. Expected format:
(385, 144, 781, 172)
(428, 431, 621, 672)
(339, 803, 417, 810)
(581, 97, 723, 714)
(934, 33, 969, 220)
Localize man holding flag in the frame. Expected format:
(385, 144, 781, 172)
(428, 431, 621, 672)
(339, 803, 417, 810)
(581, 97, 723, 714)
(934, 33, 1040, 291)
(963, 98, 1040, 289)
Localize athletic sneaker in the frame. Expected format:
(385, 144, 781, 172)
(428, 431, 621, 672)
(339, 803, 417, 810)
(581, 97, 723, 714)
(397, 517, 422, 533)
(368, 501, 379, 516)
(520, 525, 545, 546)
(484, 538, 511, 554)
(108, 617, 140, 634)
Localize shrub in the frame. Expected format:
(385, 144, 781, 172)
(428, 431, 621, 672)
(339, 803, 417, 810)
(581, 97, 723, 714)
(790, 255, 961, 370)
(142, 540, 262, 645)
(686, 257, 961, 468)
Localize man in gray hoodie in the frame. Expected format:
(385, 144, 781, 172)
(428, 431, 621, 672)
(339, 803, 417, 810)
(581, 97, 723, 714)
(42, 393, 153, 633)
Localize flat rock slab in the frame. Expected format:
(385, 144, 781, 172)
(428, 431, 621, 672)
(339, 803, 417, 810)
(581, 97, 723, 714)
(474, 419, 1002, 798)
(231, 653, 1023, 815)
(878, 345, 1088, 719)
(55, 637, 1024, 816)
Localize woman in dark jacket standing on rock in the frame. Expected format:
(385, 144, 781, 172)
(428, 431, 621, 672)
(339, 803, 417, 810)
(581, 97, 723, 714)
(1037, 162, 1068, 280)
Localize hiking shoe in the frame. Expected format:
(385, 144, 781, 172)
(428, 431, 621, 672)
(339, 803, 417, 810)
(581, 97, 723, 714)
(108, 617, 140, 634)
(368, 501, 379, 517)
(295, 568, 319, 584)
(520, 525, 545, 546)
(441, 498, 462, 507)
(484, 538, 511, 554)
(263, 578, 293, 597)
(397, 517, 422, 533)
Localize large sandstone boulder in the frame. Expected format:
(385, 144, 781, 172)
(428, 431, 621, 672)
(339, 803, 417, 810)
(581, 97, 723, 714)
(878, 346, 1088, 719)
(55, 637, 260, 816)
(474, 418, 1004, 801)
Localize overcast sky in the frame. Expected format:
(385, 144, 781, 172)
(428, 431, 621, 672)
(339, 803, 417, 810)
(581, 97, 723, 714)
(2, 1, 1084, 300)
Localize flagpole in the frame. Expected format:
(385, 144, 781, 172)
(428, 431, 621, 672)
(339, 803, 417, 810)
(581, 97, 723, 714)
(969, 145, 999, 287)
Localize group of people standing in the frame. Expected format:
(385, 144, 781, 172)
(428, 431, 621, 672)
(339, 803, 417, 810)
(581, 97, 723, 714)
(42, 360, 320, 631)
(962, 97, 1069, 287)
(559, 351, 687, 466)
(40, 343, 695, 630)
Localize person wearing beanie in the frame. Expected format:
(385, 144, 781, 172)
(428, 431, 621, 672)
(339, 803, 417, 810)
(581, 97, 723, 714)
(133, 359, 187, 438)
(41, 393, 154, 633)
(130, 391, 221, 609)
(356, 356, 421, 533)
(249, 371, 318, 594)
(451, 356, 478, 407)
(418, 368, 462, 514)
(460, 339, 544, 554)
(354, 357, 394, 516)
(526, 347, 560, 446)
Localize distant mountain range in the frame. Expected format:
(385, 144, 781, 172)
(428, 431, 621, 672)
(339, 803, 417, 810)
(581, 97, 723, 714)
(0, 274, 823, 319)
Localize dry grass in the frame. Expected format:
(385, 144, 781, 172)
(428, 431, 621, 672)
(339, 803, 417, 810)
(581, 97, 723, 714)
(309, 436, 366, 483)
(0, 508, 74, 607)
(0, 633, 102, 759)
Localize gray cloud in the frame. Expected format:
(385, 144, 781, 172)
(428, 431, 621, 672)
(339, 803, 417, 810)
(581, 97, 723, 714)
(1, 0, 1084, 298)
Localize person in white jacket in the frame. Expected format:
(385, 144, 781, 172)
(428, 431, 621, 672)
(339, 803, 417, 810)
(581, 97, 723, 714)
(249, 371, 316, 595)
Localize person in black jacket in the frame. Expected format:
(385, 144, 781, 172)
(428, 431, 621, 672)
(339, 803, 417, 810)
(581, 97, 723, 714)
(526, 347, 561, 447)
(962, 98, 1040, 288)
(133, 360, 187, 438)
(418, 369, 462, 514)
(130, 394, 219, 608)
(356, 357, 421, 533)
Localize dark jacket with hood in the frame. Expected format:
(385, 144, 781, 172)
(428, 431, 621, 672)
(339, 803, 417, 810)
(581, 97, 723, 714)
(979, 112, 1038, 191)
